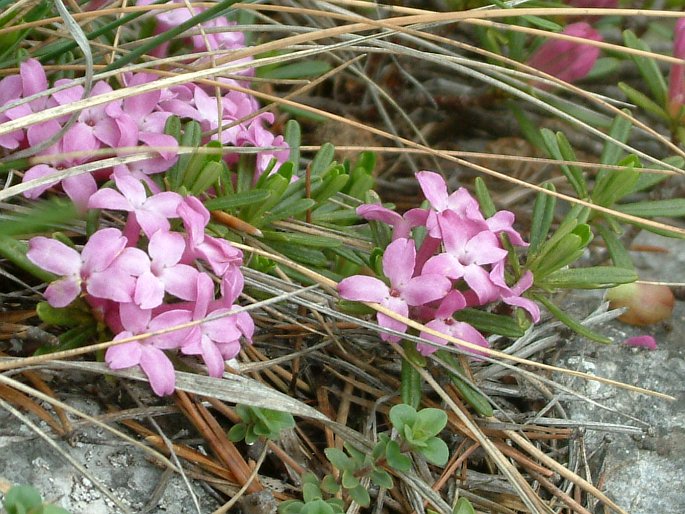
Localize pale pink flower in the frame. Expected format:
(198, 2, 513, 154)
(27, 228, 134, 307)
(105, 302, 192, 396)
(88, 168, 183, 238)
(181, 273, 245, 377)
(338, 238, 451, 343)
(423, 210, 508, 303)
(133, 230, 199, 309)
(418, 291, 489, 357)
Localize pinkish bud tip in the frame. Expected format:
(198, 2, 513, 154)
(623, 335, 657, 351)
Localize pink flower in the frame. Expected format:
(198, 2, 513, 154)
(527, 22, 602, 85)
(22, 120, 98, 209)
(178, 196, 243, 275)
(50, 79, 120, 149)
(668, 19, 685, 118)
(423, 210, 508, 303)
(338, 238, 451, 343)
(0, 74, 24, 149)
(88, 168, 183, 238)
(105, 303, 192, 396)
(181, 273, 246, 377)
(27, 228, 135, 307)
(623, 335, 657, 351)
(133, 230, 199, 309)
(418, 291, 489, 357)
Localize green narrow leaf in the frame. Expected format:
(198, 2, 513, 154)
(285, 119, 301, 171)
(535, 294, 611, 344)
(204, 189, 271, 211)
(618, 82, 669, 121)
(616, 198, 685, 218)
(540, 129, 585, 197)
(310, 143, 336, 176)
(528, 182, 556, 255)
(473, 177, 496, 218)
(400, 358, 422, 410)
(539, 266, 637, 289)
(622, 30, 667, 106)
(595, 224, 634, 270)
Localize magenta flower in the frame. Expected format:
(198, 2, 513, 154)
(181, 273, 245, 377)
(338, 238, 451, 343)
(88, 168, 182, 238)
(178, 196, 243, 275)
(423, 210, 508, 303)
(489, 263, 541, 322)
(50, 79, 120, 149)
(418, 291, 489, 357)
(668, 19, 685, 118)
(27, 228, 134, 307)
(105, 302, 192, 396)
(133, 230, 199, 309)
(0, 74, 24, 149)
(22, 120, 98, 209)
(527, 22, 602, 85)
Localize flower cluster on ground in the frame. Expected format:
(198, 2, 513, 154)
(0, 5, 291, 396)
(338, 171, 540, 357)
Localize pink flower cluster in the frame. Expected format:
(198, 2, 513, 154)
(27, 195, 254, 396)
(338, 171, 539, 357)
(0, 58, 287, 208)
(0, 8, 287, 396)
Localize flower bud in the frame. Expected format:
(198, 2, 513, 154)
(606, 282, 675, 326)
(668, 19, 685, 118)
(527, 22, 602, 86)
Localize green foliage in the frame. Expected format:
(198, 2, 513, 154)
(3, 484, 71, 514)
(228, 405, 295, 445)
(388, 404, 449, 466)
(278, 473, 345, 514)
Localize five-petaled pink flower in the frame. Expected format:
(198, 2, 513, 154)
(27, 228, 135, 307)
(338, 238, 451, 343)
(105, 303, 192, 396)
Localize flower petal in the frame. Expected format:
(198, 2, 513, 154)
(402, 274, 451, 306)
(27, 237, 81, 276)
(140, 346, 176, 396)
(338, 276, 388, 303)
(416, 171, 448, 211)
(44, 278, 81, 308)
(105, 340, 142, 369)
(382, 238, 416, 289)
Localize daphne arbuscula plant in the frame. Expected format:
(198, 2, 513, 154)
(339, 171, 539, 357)
(0, 6, 288, 396)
